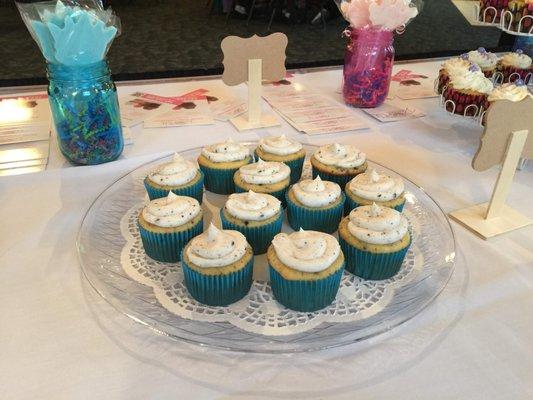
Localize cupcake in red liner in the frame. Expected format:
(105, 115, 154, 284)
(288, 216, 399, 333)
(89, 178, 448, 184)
(519, 1, 533, 33)
(437, 55, 472, 94)
(443, 64, 493, 117)
(467, 47, 499, 78)
(479, 0, 510, 23)
(497, 49, 532, 83)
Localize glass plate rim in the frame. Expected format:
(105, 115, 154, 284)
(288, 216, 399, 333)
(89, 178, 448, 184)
(77, 142, 456, 353)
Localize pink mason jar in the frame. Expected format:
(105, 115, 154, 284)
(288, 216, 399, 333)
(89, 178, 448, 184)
(343, 28, 395, 108)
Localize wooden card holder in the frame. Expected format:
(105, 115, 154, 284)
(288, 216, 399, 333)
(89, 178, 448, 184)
(221, 33, 288, 131)
(449, 97, 533, 239)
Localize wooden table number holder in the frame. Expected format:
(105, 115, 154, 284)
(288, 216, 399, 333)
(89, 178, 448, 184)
(449, 97, 533, 239)
(221, 33, 288, 131)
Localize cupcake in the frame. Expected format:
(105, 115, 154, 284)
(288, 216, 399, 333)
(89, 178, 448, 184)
(437, 55, 473, 94)
(220, 190, 283, 254)
(519, 0, 533, 33)
(339, 203, 411, 280)
(467, 48, 499, 78)
(479, 0, 507, 23)
(310, 143, 367, 190)
(488, 80, 532, 103)
(144, 153, 204, 203)
(267, 229, 345, 312)
(233, 158, 291, 206)
(286, 176, 345, 234)
(138, 192, 203, 263)
(181, 223, 254, 306)
(497, 49, 532, 83)
(197, 138, 252, 195)
(345, 168, 406, 214)
(255, 135, 306, 184)
(443, 64, 493, 116)
(506, 0, 528, 31)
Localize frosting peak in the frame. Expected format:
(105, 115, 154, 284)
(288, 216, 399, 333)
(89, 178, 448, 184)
(148, 153, 198, 186)
(186, 223, 248, 268)
(348, 169, 404, 202)
(488, 83, 532, 102)
(201, 139, 249, 163)
(293, 176, 342, 208)
(272, 230, 341, 272)
(501, 51, 532, 69)
(347, 205, 409, 245)
(225, 190, 281, 221)
(450, 67, 493, 94)
(259, 135, 302, 156)
(142, 193, 201, 228)
(314, 143, 366, 169)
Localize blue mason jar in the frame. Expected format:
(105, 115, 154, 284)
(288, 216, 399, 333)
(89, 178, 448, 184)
(47, 60, 123, 165)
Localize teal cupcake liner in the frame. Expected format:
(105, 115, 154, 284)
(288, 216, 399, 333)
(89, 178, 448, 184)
(339, 235, 410, 280)
(286, 192, 345, 234)
(181, 255, 254, 306)
(143, 171, 204, 203)
(311, 167, 354, 190)
(220, 209, 283, 255)
(254, 150, 305, 184)
(268, 263, 344, 312)
(138, 217, 203, 263)
(199, 164, 243, 195)
(344, 193, 405, 215)
(234, 183, 289, 208)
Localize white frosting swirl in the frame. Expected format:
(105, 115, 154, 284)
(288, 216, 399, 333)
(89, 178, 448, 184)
(314, 143, 366, 169)
(348, 169, 404, 202)
(142, 192, 201, 228)
(238, 158, 290, 185)
(225, 190, 281, 221)
(147, 153, 198, 186)
(201, 138, 249, 163)
(258, 134, 303, 156)
(488, 83, 532, 102)
(186, 223, 248, 268)
(348, 203, 409, 245)
(443, 57, 472, 77)
(292, 176, 342, 208)
(450, 67, 493, 94)
(501, 52, 532, 69)
(467, 49, 498, 69)
(272, 229, 341, 273)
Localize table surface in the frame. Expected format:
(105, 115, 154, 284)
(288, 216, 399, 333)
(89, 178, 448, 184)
(1, 59, 532, 400)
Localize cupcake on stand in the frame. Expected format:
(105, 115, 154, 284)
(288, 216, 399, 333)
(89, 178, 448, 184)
(495, 49, 532, 84)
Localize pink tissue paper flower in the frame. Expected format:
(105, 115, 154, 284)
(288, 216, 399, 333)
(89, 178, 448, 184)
(341, 0, 372, 29)
(369, 0, 418, 30)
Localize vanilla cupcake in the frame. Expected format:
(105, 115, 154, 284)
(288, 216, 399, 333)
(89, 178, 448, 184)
(437, 55, 473, 94)
(181, 223, 254, 306)
(443, 64, 493, 116)
(233, 158, 291, 206)
(488, 80, 532, 103)
(497, 49, 532, 83)
(144, 153, 204, 202)
(138, 192, 203, 263)
(220, 190, 283, 254)
(286, 176, 345, 234)
(310, 143, 367, 190)
(339, 203, 411, 280)
(345, 168, 405, 214)
(267, 229, 345, 312)
(197, 139, 252, 194)
(255, 135, 306, 184)
(467, 47, 499, 78)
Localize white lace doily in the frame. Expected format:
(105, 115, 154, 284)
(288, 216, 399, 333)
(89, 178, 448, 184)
(120, 205, 422, 336)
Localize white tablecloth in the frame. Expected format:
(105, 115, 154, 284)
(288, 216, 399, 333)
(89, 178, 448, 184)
(1, 60, 532, 400)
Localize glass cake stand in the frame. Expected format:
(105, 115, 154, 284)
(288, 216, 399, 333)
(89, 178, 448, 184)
(78, 142, 456, 353)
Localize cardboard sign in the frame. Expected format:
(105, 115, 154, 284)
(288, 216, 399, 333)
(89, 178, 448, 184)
(473, 97, 533, 171)
(221, 33, 288, 86)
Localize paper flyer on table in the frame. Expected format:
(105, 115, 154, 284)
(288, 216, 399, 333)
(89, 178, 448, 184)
(119, 95, 174, 128)
(0, 94, 50, 145)
(362, 102, 425, 122)
(262, 80, 369, 135)
(390, 69, 438, 100)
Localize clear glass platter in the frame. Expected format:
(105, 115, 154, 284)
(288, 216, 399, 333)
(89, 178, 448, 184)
(78, 142, 455, 353)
